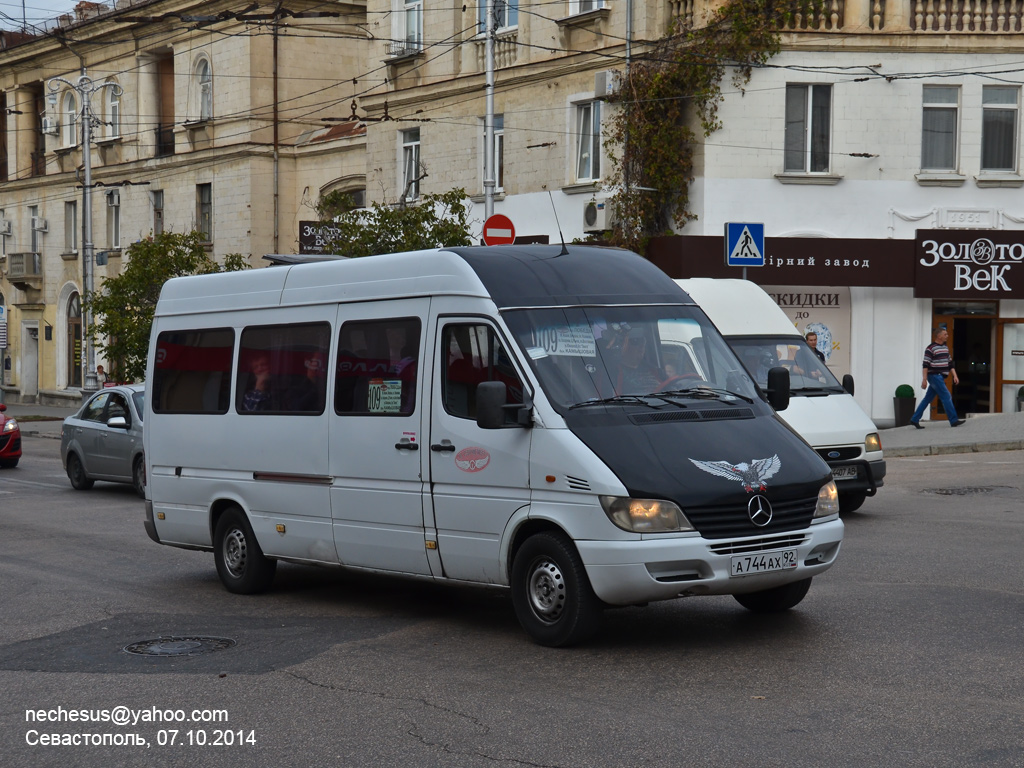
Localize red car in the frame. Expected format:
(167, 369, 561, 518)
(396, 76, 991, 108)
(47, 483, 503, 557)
(0, 403, 20, 468)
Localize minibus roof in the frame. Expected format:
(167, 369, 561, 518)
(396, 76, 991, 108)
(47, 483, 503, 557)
(156, 246, 692, 316)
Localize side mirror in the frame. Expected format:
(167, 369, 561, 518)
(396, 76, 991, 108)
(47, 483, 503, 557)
(766, 366, 790, 412)
(106, 415, 129, 429)
(476, 381, 533, 429)
(0, 404, 6, 412)
(842, 374, 855, 396)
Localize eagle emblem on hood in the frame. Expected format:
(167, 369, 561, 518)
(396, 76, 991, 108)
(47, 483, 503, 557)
(689, 455, 781, 493)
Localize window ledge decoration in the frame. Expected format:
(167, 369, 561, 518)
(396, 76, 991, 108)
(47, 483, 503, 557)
(470, 192, 505, 203)
(53, 146, 74, 156)
(95, 136, 122, 146)
(915, 172, 967, 187)
(774, 173, 842, 186)
(975, 173, 1024, 189)
(556, 7, 610, 29)
(60, 250, 79, 261)
(385, 45, 423, 63)
(561, 181, 602, 195)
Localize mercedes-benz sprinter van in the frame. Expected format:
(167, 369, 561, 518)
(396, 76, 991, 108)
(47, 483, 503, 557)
(143, 246, 844, 646)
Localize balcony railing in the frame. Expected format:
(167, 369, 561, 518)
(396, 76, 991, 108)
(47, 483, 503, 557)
(912, 1, 1022, 32)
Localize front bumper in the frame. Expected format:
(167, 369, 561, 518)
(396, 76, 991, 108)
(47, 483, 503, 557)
(830, 458, 886, 497)
(576, 516, 844, 606)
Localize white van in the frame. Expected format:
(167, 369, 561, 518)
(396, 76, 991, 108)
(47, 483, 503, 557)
(143, 246, 844, 646)
(676, 278, 885, 513)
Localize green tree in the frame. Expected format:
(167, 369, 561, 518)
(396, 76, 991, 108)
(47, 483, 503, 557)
(85, 231, 248, 382)
(315, 188, 473, 258)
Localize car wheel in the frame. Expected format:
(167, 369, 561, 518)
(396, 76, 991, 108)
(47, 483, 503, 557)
(511, 531, 603, 647)
(213, 507, 276, 594)
(839, 491, 867, 514)
(66, 453, 94, 491)
(733, 577, 812, 614)
(132, 455, 146, 499)
(0, 458, 18, 468)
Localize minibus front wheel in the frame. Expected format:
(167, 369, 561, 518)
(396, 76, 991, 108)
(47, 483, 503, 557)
(214, 506, 277, 594)
(511, 531, 602, 647)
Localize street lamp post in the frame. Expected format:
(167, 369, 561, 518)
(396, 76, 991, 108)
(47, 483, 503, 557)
(47, 71, 122, 397)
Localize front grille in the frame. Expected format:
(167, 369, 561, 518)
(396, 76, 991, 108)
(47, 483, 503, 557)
(0, 434, 9, 450)
(631, 408, 754, 425)
(816, 446, 862, 462)
(684, 496, 817, 539)
(708, 533, 808, 555)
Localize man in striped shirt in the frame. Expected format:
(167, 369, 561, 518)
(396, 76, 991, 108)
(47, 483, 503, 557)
(910, 327, 965, 428)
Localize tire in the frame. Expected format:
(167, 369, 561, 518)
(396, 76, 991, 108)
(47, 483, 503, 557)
(511, 531, 603, 647)
(213, 507, 276, 594)
(66, 453, 94, 491)
(734, 577, 812, 614)
(839, 491, 867, 514)
(132, 455, 146, 499)
(0, 458, 18, 468)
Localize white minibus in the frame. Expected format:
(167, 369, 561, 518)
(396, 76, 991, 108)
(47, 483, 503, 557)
(144, 246, 844, 646)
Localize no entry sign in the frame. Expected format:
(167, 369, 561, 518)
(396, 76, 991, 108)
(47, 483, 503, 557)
(483, 214, 515, 246)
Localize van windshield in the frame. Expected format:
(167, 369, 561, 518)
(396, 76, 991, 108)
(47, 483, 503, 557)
(728, 336, 845, 394)
(503, 305, 759, 410)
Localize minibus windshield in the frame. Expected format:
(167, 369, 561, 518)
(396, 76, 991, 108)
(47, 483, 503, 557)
(728, 336, 845, 395)
(504, 305, 760, 411)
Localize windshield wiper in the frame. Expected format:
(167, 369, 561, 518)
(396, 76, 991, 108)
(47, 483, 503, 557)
(790, 386, 846, 396)
(657, 386, 754, 404)
(569, 394, 667, 410)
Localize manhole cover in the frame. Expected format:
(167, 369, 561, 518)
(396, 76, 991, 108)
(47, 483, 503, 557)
(123, 636, 236, 657)
(928, 487, 994, 496)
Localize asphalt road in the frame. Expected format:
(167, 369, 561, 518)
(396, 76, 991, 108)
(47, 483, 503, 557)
(1, 437, 1022, 767)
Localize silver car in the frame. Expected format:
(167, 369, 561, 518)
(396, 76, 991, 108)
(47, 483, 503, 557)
(60, 384, 146, 498)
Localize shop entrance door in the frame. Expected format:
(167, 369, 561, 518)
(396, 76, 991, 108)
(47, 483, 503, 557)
(929, 305, 996, 420)
(996, 319, 1024, 412)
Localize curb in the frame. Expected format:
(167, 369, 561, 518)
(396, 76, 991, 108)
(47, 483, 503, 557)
(885, 440, 1024, 458)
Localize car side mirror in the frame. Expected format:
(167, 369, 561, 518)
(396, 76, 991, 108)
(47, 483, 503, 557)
(106, 416, 129, 429)
(842, 374, 855, 396)
(0, 404, 6, 412)
(476, 381, 533, 429)
(766, 366, 790, 412)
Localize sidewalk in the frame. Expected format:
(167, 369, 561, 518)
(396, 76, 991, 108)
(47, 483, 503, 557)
(6, 400, 1024, 457)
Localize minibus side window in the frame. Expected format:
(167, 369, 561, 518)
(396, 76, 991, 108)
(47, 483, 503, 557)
(153, 328, 234, 414)
(442, 324, 524, 422)
(335, 318, 420, 416)
(236, 323, 332, 415)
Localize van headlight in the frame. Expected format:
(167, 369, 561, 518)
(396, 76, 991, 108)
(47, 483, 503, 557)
(814, 480, 840, 518)
(600, 496, 694, 533)
(865, 432, 881, 453)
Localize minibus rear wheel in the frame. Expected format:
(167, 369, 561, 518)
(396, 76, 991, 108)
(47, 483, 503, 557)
(511, 531, 602, 647)
(214, 507, 277, 594)
(733, 577, 812, 614)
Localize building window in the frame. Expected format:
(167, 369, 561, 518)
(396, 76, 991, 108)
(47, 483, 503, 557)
(64, 200, 77, 253)
(0, 208, 8, 256)
(922, 85, 960, 171)
(569, 0, 603, 13)
(106, 191, 120, 249)
(196, 183, 213, 242)
(401, 129, 421, 201)
(478, 0, 518, 32)
(28, 204, 39, 253)
(196, 58, 213, 121)
(106, 85, 120, 138)
(389, 0, 423, 56)
(784, 84, 831, 173)
(62, 91, 77, 147)
(481, 115, 504, 192)
(981, 86, 1019, 172)
(575, 101, 601, 182)
(151, 190, 164, 235)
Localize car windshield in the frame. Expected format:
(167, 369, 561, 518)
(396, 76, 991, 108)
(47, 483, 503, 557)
(132, 391, 145, 422)
(728, 336, 844, 393)
(503, 305, 759, 411)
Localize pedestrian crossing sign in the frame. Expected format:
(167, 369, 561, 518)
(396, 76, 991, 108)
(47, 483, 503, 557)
(725, 222, 765, 267)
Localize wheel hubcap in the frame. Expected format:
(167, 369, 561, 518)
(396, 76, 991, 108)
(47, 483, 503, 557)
(527, 558, 565, 623)
(223, 529, 247, 578)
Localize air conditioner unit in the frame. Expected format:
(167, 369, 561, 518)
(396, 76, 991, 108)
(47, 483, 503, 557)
(0, 219, 11, 236)
(107, 190, 120, 206)
(41, 116, 58, 135)
(31, 216, 47, 233)
(595, 69, 622, 99)
(583, 199, 616, 233)
(7, 252, 42, 279)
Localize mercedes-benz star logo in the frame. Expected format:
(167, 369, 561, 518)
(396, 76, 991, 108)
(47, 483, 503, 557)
(747, 495, 773, 527)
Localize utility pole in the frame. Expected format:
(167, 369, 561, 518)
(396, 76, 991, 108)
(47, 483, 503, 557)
(47, 71, 122, 398)
(483, 0, 495, 219)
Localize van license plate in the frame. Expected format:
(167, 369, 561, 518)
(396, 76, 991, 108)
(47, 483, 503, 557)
(731, 549, 797, 577)
(831, 466, 859, 480)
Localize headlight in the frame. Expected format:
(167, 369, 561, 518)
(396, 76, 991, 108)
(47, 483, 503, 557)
(865, 432, 881, 453)
(814, 479, 840, 518)
(2, 418, 17, 433)
(600, 496, 694, 533)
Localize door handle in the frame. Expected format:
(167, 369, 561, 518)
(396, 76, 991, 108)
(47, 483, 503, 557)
(394, 441, 419, 451)
(431, 442, 456, 453)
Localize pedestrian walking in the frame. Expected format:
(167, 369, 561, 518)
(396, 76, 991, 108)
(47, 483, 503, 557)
(910, 327, 965, 429)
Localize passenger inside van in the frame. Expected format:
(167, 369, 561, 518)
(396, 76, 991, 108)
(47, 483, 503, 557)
(241, 353, 275, 411)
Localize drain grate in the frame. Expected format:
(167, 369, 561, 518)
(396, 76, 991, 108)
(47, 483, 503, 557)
(928, 487, 994, 496)
(123, 636, 236, 657)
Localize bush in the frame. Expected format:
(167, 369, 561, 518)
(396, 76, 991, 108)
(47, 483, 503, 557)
(895, 384, 915, 398)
